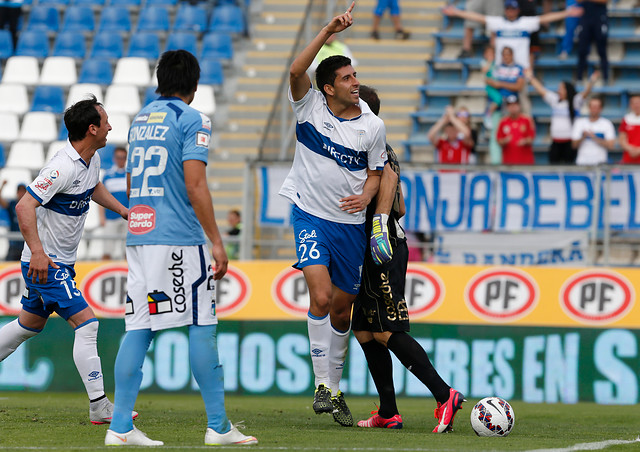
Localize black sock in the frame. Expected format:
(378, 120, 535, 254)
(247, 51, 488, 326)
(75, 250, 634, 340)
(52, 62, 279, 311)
(359, 339, 398, 418)
(387, 332, 451, 403)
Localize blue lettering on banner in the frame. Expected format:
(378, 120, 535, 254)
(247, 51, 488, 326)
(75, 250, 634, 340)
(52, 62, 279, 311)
(532, 174, 560, 229)
(499, 173, 530, 229)
(468, 173, 492, 230)
(564, 174, 593, 229)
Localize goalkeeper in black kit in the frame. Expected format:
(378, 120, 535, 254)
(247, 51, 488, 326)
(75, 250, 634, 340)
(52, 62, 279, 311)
(353, 85, 465, 432)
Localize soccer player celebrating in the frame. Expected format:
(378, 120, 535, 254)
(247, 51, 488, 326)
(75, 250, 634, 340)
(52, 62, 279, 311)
(105, 50, 257, 446)
(279, 2, 387, 427)
(0, 96, 131, 425)
(354, 86, 465, 433)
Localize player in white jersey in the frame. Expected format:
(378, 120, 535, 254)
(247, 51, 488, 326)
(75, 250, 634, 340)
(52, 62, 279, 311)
(105, 50, 257, 447)
(0, 95, 132, 425)
(279, 2, 391, 427)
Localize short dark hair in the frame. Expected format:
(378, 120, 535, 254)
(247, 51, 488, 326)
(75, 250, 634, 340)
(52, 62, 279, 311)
(590, 96, 605, 108)
(156, 50, 200, 97)
(358, 85, 380, 116)
(315, 55, 352, 98)
(64, 94, 102, 142)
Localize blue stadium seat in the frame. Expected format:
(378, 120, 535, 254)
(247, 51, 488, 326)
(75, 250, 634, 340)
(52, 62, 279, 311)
(165, 32, 198, 55)
(26, 6, 60, 33)
(110, 0, 141, 7)
(58, 118, 68, 141)
(38, 0, 70, 6)
(208, 4, 245, 34)
(137, 7, 170, 33)
(146, 0, 177, 5)
(173, 4, 208, 32)
(200, 32, 233, 61)
(52, 32, 86, 58)
(79, 58, 113, 84)
(98, 6, 132, 33)
(0, 30, 13, 60)
(31, 85, 65, 114)
(127, 32, 161, 60)
(15, 31, 49, 58)
(90, 32, 124, 60)
(98, 143, 115, 168)
(0, 143, 5, 169)
(143, 86, 158, 105)
(200, 58, 224, 85)
(61, 6, 95, 33)
(72, 0, 105, 5)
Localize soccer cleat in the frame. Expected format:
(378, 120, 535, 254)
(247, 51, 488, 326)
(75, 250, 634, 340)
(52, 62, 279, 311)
(90, 398, 139, 425)
(432, 388, 466, 433)
(204, 423, 258, 446)
(357, 412, 403, 429)
(105, 426, 164, 446)
(331, 391, 353, 427)
(312, 384, 333, 414)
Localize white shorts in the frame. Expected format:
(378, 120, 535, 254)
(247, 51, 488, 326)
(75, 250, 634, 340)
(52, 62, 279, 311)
(125, 244, 217, 332)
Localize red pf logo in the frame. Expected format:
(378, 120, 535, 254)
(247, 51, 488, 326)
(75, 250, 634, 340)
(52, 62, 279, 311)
(560, 270, 634, 325)
(215, 266, 251, 317)
(272, 267, 309, 318)
(128, 205, 156, 235)
(465, 268, 539, 322)
(405, 265, 445, 318)
(0, 266, 25, 316)
(79, 264, 128, 318)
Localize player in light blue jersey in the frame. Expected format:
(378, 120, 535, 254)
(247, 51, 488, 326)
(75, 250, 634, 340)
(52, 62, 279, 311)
(0, 95, 132, 425)
(106, 50, 257, 447)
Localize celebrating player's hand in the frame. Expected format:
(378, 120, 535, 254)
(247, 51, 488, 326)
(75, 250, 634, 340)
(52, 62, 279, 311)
(326, 1, 355, 34)
(27, 250, 59, 284)
(370, 213, 392, 265)
(340, 193, 370, 214)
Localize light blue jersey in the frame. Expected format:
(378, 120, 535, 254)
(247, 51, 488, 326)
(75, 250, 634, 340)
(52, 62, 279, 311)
(126, 96, 211, 246)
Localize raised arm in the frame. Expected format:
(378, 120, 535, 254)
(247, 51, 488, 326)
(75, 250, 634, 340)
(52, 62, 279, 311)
(446, 107, 471, 140)
(539, 6, 583, 25)
(441, 5, 487, 25)
(427, 112, 449, 144)
(581, 70, 600, 99)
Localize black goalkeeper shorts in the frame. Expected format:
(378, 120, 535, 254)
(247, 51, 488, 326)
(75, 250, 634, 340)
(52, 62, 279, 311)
(352, 236, 410, 333)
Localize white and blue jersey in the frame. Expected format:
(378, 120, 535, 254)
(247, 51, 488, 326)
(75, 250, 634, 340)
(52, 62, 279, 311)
(494, 63, 524, 99)
(279, 87, 387, 225)
(126, 96, 211, 246)
(485, 16, 540, 69)
(22, 141, 101, 265)
(102, 166, 128, 221)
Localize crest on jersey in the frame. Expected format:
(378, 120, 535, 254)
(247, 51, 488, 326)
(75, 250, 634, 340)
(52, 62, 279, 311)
(49, 170, 59, 180)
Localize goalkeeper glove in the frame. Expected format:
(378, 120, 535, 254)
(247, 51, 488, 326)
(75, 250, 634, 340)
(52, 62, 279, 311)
(370, 213, 392, 265)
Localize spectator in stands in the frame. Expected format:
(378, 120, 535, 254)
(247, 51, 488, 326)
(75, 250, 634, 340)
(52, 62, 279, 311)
(482, 45, 503, 130)
(576, 0, 609, 84)
(99, 147, 128, 260)
(371, 0, 410, 40)
(0, 0, 22, 51)
(487, 46, 524, 112)
(456, 106, 478, 162)
(309, 32, 358, 76)
(0, 181, 26, 261)
(496, 95, 536, 164)
(427, 105, 473, 164)
(458, 0, 504, 59)
(526, 69, 599, 163)
(571, 97, 616, 165)
(225, 209, 242, 260)
(559, 0, 579, 59)
(619, 94, 640, 164)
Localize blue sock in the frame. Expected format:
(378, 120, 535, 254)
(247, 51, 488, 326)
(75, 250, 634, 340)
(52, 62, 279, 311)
(110, 329, 155, 433)
(189, 324, 230, 433)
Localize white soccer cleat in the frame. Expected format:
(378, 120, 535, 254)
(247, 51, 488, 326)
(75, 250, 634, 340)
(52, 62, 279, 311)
(90, 398, 139, 425)
(105, 426, 164, 446)
(204, 423, 258, 446)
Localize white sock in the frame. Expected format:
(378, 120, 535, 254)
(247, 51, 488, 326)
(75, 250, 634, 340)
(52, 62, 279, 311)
(328, 323, 350, 395)
(0, 319, 39, 361)
(73, 320, 105, 400)
(307, 312, 331, 389)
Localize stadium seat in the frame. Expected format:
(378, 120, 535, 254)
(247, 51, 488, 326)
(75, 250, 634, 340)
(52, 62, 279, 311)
(58, 118, 68, 140)
(146, 0, 177, 6)
(165, 32, 198, 55)
(107, 113, 132, 145)
(104, 85, 141, 115)
(72, 0, 105, 6)
(0, 113, 20, 142)
(208, 4, 245, 34)
(112, 57, 151, 86)
(90, 32, 124, 60)
(143, 86, 158, 105)
(200, 32, 233, 61)
(191, 84, 216, 115)
(200, 58, 224, 85)
(98, 6, 132, 33)
(52, 32, 87, 58)
(0, 84, 29, 115)
(1, 56, 40, 86)
(61, 6, 95, 33)
(46, 140, 67, 162)
(0, 168, 32, 199)
(38, 0, 70, 6)
(19, 112, 58, 143)
(98, 143, 115, 168)
(26, 6, 60, 33)
(6, 141, 45, 171)
(127, 32, 161, 60)
(31, 85, 65, 114)
(39, 56, 78, 86)
(79, 58, 113, 85)
(66, 83, 104, 108)
(0, 143, 4, 168)
(15, 31, 49, 58)
(0, 30, 12, 60)
(173, 4, 208, 32)
(110, 0, 142, 7)
(137, 7, 170, 33)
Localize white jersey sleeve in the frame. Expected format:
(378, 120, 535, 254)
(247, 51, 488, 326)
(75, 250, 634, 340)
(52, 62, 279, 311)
(28, 157, 74, 205)
(366, 117, 387, 171)
(289, 85, 323, 123)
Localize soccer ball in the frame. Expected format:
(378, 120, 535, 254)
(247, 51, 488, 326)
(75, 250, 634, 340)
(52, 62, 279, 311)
(470, 397, 515, 437)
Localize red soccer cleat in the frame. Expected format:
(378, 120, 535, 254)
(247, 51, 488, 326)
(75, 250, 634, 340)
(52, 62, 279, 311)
(433, 388, 465, 433)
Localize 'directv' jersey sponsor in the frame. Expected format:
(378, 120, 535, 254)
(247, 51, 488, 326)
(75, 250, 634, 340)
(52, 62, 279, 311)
(22, 141, 101, 265)
(126, 96, 211, 246)
(279, 87, 387, 225)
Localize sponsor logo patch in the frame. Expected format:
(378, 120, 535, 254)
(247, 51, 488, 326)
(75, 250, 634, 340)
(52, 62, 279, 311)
(147, 290, 172, 315)
(196, 131, 210, 147)
(49, 170, 59, 180)
(200, 113, 211, 131)
(128, 205, 156, 235)
(147, 112, 167, 123)
(134, 114, 150, 123)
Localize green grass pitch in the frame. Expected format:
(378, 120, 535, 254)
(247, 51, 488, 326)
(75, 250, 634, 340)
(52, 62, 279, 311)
(0, 392, 639, 451)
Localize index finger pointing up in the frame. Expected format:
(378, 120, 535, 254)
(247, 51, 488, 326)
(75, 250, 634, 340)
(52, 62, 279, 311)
(346, 1, 355, 14)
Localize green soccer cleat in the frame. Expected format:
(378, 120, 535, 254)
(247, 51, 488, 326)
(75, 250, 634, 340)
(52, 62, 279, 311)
(331, 391, 353, 427)
(312, 384, 333, 414)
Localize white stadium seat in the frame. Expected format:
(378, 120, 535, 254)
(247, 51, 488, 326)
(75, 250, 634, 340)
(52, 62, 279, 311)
(104, 84, 141, 116)
(0, 112, 20, 142)
(0, 84, 29, 115)
(19, 111, 58, 143)
(6, 141, 45, 171)
(112, 57, 151, 86)
(0, 168, 32, 199)
(66, 83, 104, 108)
(39, 56, 78, 87)
(107, 113, 131, 145)
(46, 140, 67, 162)
(2, 56, 39, 85)
(191, 84, 216, 116)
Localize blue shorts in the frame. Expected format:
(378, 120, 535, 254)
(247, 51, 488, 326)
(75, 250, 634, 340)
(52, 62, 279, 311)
(21, 262, 89, 320)
(374, 0, 400, 16)
(292, 205, 366, 295)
